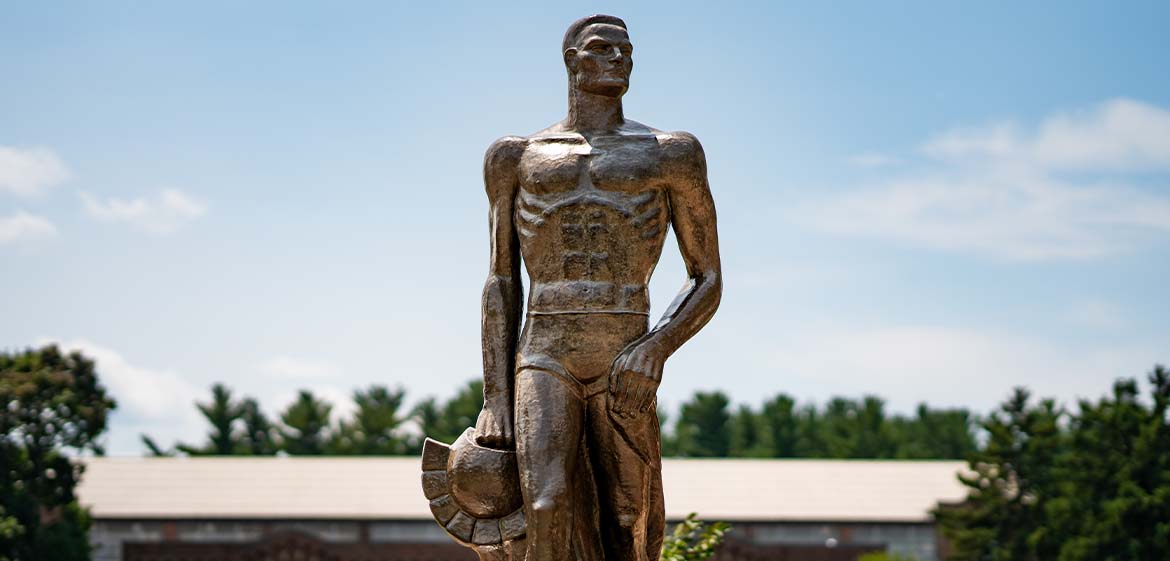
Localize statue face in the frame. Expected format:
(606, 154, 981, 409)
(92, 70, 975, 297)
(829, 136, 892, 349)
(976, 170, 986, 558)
(566, 24, 633, 97)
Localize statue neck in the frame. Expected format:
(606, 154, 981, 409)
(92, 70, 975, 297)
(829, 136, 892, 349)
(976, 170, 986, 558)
(567, 86, 625, 134)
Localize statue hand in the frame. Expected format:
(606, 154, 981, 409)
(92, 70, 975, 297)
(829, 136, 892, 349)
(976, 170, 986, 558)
(608, 341, 664, 418)
(474, 398, 514, 449)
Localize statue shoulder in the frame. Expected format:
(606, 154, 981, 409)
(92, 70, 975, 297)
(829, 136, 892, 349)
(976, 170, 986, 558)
(659, 131, 708, 181)
(659, 131, 706, 161)
(484, 136, 527, 199)
(483, 135, 528, 171)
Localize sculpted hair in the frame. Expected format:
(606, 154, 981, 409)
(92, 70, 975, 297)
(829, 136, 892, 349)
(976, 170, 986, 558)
(561, 14, 627, 55)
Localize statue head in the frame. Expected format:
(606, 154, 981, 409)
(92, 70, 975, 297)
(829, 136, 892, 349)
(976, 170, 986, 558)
(562, 14, 632, 98)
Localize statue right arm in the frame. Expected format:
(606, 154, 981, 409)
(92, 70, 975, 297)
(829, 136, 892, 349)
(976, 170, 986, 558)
(474, 136, 526, 449)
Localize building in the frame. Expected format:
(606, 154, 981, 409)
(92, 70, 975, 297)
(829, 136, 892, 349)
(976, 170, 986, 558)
(78, 457, 967, 561)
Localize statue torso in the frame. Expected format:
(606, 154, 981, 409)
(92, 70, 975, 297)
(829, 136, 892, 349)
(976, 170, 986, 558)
(515, 131, 669, 315)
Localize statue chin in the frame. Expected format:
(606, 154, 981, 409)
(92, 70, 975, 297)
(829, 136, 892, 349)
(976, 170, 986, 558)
(577, 81, 628, 98)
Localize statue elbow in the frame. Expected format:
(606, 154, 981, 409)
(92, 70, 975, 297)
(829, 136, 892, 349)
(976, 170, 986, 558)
(482, 274, 517, 313)
(711, 271, 723, 310)
(701, 270, 722, 313)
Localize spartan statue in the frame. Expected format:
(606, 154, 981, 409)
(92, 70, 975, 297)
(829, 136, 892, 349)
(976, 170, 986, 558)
(422, 14, 722, 561)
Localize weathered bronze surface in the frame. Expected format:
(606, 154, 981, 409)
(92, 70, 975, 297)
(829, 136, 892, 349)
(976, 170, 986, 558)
(422, 14, 722, 561)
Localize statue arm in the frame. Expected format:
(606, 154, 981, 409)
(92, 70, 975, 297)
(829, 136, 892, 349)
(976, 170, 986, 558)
(610, 132, 723, 416)
(475, 136, 526, 448)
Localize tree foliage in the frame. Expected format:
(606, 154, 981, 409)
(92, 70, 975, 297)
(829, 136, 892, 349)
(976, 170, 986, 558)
(239, 397, 277, 455)
(177, 383, 243, 455)
(673, 391, 732, 457)
(936, 365, 1170, 561)
(330, 386, 411, 454)
(1050, 368, 1170, 560)
(1, 345, 115, 561)
(278, 390, 333, 455)
(670, 391, 977, 460)
(149, 380, 980, 460)
(412, 380, 484, 448)
(659, 513, 730, 561)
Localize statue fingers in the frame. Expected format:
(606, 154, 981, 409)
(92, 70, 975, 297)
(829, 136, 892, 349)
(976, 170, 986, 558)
(609, 355, 628, 395)
(618, 372, 639, 417)
(630, 376, 652, 417)
(627, 380, 647, 416)
(637, 382, 657, 414)
(607, 373, 624, 414)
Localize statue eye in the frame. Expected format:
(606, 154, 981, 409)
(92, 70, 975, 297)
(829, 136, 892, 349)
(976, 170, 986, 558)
(589, 45, 610, 54)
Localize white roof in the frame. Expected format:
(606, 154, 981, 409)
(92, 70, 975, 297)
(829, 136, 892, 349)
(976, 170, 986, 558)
(77, 457, 967, 523)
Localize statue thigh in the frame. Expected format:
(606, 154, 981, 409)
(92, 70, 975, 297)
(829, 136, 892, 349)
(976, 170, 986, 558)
(585, 392, 665, 561)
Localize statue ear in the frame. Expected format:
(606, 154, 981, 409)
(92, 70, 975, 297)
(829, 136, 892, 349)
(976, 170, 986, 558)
(563, 49, 579, 73)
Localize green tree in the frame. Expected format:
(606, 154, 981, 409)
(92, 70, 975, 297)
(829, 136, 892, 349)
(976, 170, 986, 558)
(816, 397, 858, 457)
(794, 403, 825, 457)
(1, 345, 116, 561)
(139, 435, 174, 457)
(279, 390, 333, 455)
(758, 394, 799, 457)
(729, 405, 772, 457)
(331, 385, 411, 455)
(937, 368, 1170, 561)
(1047, 368, 1170, 561)
(239, 398, 277, 455)
(414, 380, 484, 447)
(891, 404, 977, 459)
(659, 513, 730, 561)
(674, 391, 731, 457)
(854, 396, 895, 458)
(177, 383, 243, 455)
(811, 396, 896, 459)
(935, 387, 1064, 561)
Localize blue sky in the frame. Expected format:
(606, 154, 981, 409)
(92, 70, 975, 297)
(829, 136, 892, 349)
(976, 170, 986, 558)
(2, 1, 1168, 455)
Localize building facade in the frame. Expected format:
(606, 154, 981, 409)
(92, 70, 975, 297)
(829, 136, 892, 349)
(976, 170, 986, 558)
(79, 458, 966, 561)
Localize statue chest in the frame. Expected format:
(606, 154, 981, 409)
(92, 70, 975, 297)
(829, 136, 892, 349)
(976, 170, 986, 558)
(518, 137, 664, 197)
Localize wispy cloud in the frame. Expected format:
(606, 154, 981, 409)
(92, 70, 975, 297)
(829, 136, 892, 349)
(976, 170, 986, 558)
(81, 188, 207, 234)
(768, 324, 1166, 412)
(45, 339, 203, 454)
(56, 339, 201, 421)
(0, 211, 57, 244)
(0, 210, 56, 243)
(925, 99, 1170, 171)
(796, 99, 1170, 261)
(258, 356, 340, 380)
(0, 146, 70, 197)
(1063, 299, 1128, 332)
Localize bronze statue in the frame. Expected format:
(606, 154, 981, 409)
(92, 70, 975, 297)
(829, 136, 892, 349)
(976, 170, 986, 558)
(422, 14, 722, 561)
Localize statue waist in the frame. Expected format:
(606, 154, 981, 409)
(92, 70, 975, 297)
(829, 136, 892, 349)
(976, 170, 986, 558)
(527, 280, 649, 315)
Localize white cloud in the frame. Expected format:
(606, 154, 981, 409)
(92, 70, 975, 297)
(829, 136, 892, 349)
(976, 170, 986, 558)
(253, 357, 355, 422)
(923, 99, 1170, 170)
(767, 324, 1166, 413)
(259, 356, 340, 380)
(0, 146, 70, 197)
(0, 211, 57, 244)
(801, 171, 1170, 260)
(1063, 299, 1127, 331)
(43, 339, 204, 455)
(81, 188, 207, 234)
(797, 98, 1170, 261)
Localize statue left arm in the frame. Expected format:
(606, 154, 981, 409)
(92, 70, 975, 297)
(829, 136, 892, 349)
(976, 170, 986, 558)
(609, 132, 723, 417)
